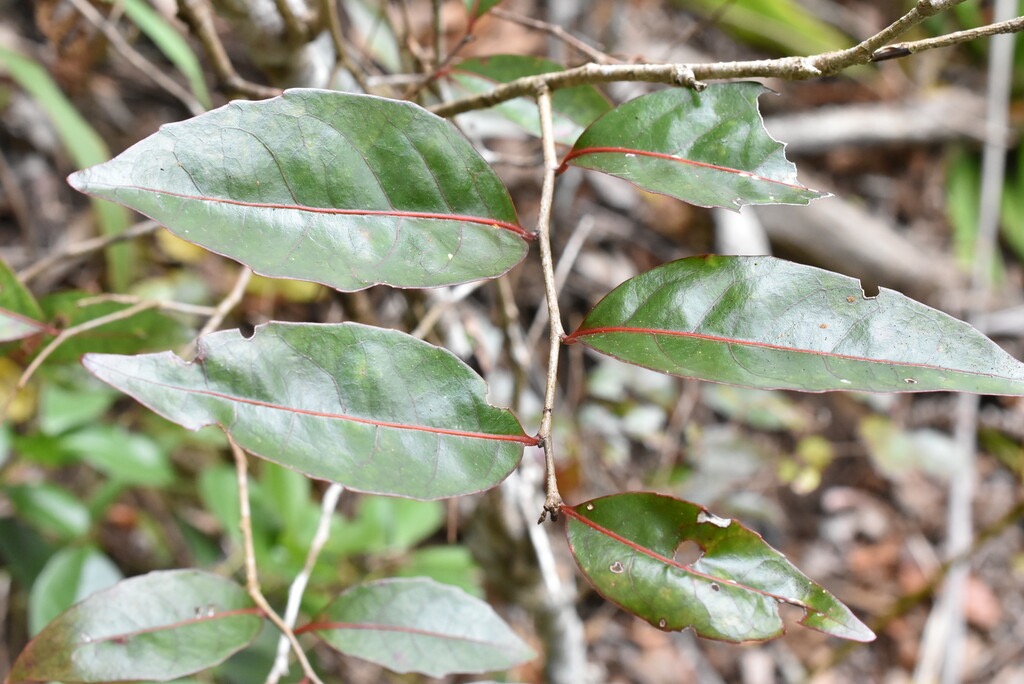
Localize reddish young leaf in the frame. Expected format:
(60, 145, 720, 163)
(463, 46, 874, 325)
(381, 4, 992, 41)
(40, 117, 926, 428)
(564, 493, 875, 643)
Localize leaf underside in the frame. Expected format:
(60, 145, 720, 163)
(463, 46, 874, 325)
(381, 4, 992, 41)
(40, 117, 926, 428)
(83, 322, 533, 499)
(562, 83, 824, 209)
(564, 493, 875, 643)
(566, 255, 1024, 394)
(310, 578, 535, 677)
(68, 89, 529, 292)
(9, 570, 261, 683)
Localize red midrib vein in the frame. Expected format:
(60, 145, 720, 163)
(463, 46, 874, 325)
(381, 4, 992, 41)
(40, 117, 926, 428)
(117, 185, 533, 239)
(558, 146, 809, 190)
(96, 367, 537, 444)
(566, 326, 961, 372)
(296, 621, 506, 645)
(559, 505, 815, 610)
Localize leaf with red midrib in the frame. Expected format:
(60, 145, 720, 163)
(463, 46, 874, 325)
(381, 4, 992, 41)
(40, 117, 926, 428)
(68, 89, 529, 292)
(8, 570, 262, 683)
(83, 322, 535, 500)
(305, 578, 535, 676)
(560, 83, 825, 209)
(563, 493, 875, 643)
(565, 256, 1024, 394)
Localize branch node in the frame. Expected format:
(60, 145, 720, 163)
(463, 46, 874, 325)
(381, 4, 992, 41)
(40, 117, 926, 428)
(673, 65, 706, 91)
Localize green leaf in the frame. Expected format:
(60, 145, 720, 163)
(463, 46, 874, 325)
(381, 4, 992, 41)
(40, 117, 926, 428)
(38, 292, 190, 363)
(561, 84, 824, 209)
(111, 0, 212, 108)
(68, 90, 530, 292)
(7, 483, 91, 540)
(672, 0, 851, 56)
(446, 55, 611, 145)
(564, 493, 874, 643)
(29, 547, 123, 636)
(307, 577, 535, 676)
(61, 425, 175, 487)
(0, 258, 49, 343)
(9, 570, 262, 683)
(0, 46, 133, 290)
(565, 256, 1024, 394)
(465, 0, 503, 19)
(83, 322, 534, 499)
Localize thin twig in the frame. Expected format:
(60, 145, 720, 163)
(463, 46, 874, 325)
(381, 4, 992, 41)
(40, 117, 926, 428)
(273, 0, 310, 44)
(5, 300, 158, 421)
(490, 7, 620, 64)
(77, 293, 217, 316)
(228, 438, 325, 684)
(19, 221, 161, 283)
(916, 2, 1017, 682)
(872, 15, 1024, 61)
(66, 0, 205, 115)
(430, 2, 1021, 118)
(182, 267, 253, 357)
(319, 0, 372, 92)
(409, 281, 484, 339)
(176, 0, 282, 99)
(535, 85, 565, 523)
(266, 482, 344, 684)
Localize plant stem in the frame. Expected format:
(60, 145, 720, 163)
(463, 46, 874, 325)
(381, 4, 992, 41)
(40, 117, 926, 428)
(535, 84, 565, 523)
(229, 438, 324, 684)
(430, 2, 1021, 119)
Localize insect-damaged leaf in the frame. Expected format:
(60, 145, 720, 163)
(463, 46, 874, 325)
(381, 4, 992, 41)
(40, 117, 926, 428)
(307, 578, 535, 676)
(560, 83, 824, 209)
(564, 493, 874, 643)
(83, 322, 534, 499)
(565, 256, 1024, 394)
(68, 90, 529, 292)
(8, 570, 261, 683)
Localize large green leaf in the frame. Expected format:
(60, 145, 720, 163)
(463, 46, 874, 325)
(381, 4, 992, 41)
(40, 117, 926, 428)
(564, 493, 874, 643)
(446, 55, 611, 145)
(83, 322, 534, 499)
(565, 256, 1024, 394)
(305, 578, 535, 676)
(8, 570, 262, 683)
(68, 90, 529, 292)
(560, 84, 824, 209)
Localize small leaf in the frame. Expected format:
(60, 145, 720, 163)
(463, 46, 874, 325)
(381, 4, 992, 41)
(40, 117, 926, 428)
(465, 0, 502, 19)
(29, 546, 123, 636)
(0, 258, 49, 343)
(564, 493, 874, 643)
(83, 322, 534, 499)
(565, 256, 1024, 394)
(306, 577, 535, 676)
(560, 83, 824, 209)
(9, 570, 262, 683)
(7, 483, 91, 540)
(446, 55, 611, 145)
(68, 89, 529, 292)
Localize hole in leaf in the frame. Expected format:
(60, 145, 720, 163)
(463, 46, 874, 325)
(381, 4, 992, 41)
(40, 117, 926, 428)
(859, 280, 880, 298)
(710, 582, 720, 592)
(609, 561, 625, 574)
(674, 540, 703, 566)
(239, 323, 256, 339)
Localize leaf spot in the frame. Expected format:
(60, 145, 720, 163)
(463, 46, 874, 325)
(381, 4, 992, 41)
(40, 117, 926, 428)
(710, 582, 720, 592)
(696, 510, 731, 528)
(81, 633, 92, 643)
(586, 503, 594, 511)
(840, 379, 852, 384)
(846, 296, 856, 303)
(624, 153, 636, 158)
(904, 378, 917, 384)
(609, 561, 625, 574)
(657, 618, 667, 629)
(819, 323, 828, 329)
